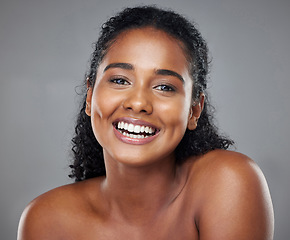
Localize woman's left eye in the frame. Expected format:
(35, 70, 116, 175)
(154, 84, 175, 92)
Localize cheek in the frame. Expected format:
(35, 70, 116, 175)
(158, 97, 191, 128)
(89, 88, 120, 146)
(91, 87, 119, 119)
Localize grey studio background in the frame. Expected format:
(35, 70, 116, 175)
(0, 0, 289, 239)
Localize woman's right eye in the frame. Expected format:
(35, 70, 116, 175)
(109, 77, 130, 85)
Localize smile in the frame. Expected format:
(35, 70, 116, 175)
(113, 121, 158, 139)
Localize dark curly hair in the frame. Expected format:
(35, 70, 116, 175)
(69, 5, 234, 181)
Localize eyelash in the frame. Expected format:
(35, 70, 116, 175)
(109, 77, 176, 93)
(109, 77, 130, 85)
(154, 84, 176, 92)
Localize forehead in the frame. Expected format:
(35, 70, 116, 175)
(114, 27, 186, 51)
(99, 27, 190, 75)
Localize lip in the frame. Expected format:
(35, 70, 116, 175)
(112, 117, 160, 145)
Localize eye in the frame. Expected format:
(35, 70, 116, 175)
(154, 84, 176, 92)
(109, 77, 130, 85)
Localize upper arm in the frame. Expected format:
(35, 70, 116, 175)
(197, 152, 274, 240)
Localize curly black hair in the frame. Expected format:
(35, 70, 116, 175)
(69, 5, 234, 181)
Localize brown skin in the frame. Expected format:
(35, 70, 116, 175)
(18, 28, 274, 240)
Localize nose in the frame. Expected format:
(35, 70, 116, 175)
(122, 88, 153, 114)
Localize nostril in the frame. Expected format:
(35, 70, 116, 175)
(122, 95, 153, 114)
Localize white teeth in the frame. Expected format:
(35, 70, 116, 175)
(120, 129, 146, 139)
(144, 126, 150, 133)
(140, 126, 145, 133)
(128, 123, 134, 132)
(133, 125, 141, 133)
(116, 121, 155, 135)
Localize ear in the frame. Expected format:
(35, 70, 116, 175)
(187, 93, 205, 130)
(85, 80, 93, 117)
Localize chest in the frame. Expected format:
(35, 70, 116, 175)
(66, 203, 199, 240)
(69, 219, 198, 240)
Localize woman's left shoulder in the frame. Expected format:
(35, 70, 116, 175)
(188, 149, 271, 203)
(189, 149, 263, 179)
(186, 149, 274, 239)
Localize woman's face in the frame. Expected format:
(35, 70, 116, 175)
(86, 27, 201, 167)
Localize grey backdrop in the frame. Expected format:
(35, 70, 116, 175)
(1, 0, 289, 239)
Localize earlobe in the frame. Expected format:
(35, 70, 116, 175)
(85, 83, 93, 117)
(187, 112, 198, 130)
(187, 93, 205, 130)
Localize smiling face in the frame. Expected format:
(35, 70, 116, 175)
(86, 27, 202, 167)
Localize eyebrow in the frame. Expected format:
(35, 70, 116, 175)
(155, 69, 184, 83)
(103, 62, 184, 83)
(104, 63, 133, 72)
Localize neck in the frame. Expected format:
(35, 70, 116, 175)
(101, 153, 187, 224)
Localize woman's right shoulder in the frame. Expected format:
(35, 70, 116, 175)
(17, 177, 104, 240)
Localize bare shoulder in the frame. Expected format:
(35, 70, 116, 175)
(188, 150, 269, 187)
(17, 178, 104, 240)
(187, 150, 274, 240)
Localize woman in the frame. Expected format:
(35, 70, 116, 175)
(18, 6, 274, 239)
